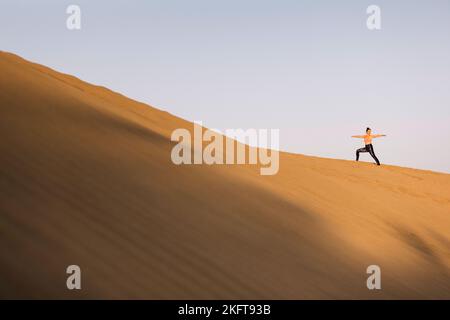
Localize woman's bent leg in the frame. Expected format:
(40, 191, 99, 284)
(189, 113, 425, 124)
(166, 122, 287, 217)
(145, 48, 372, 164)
(368, 145, 380, 165)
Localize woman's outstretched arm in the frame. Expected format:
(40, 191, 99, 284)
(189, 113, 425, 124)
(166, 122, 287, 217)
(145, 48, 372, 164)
(351, 135, 365, 138)
(372, 134, 387, 138)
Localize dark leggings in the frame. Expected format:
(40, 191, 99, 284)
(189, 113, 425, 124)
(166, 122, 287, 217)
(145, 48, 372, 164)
(356, 144, 380, 165)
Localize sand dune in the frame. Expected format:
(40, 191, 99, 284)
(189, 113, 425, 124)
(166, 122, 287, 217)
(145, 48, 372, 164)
(0, 51, 449, 299)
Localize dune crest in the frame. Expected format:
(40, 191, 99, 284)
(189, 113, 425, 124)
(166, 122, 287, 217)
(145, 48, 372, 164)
(0, 52, 449, 299)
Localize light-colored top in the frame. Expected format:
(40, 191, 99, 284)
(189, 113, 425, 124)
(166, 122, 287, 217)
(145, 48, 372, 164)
(351, 134, 386, 145)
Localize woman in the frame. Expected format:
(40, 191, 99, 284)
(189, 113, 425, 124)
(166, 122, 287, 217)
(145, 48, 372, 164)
(351, 127, 386, 166)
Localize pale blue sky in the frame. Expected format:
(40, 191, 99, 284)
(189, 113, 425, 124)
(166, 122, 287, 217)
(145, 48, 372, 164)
(1, 0, 449, 172)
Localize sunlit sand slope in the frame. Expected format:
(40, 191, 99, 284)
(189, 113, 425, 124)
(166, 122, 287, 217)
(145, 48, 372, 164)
(0, 52, 449, 299)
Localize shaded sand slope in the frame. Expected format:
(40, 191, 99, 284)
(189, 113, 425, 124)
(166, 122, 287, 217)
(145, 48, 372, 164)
(0, 52, 449, 299)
